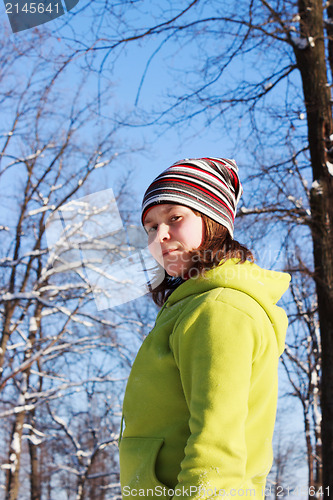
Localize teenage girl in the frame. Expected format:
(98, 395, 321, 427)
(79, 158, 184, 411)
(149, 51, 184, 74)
(118, 157, 290, 499)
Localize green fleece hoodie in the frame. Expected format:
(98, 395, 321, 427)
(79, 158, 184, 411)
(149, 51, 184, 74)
(119, 259, 290, 499)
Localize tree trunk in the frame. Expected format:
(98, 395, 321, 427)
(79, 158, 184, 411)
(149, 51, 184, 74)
(5, 392, 26, 500)
(325, 1, 333, 83)
(305, 409, 314, 488)
(29, 441, 41, 500)
(293, 0, 333, 495)
(29, 411, 41, 500)
(0, 305, 15, 376)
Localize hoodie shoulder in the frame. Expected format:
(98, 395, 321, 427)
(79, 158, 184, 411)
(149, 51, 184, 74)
(178, 286, 273, 334)
(169, 259, 290, 356)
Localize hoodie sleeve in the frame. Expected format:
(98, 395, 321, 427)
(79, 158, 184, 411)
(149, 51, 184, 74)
(169, 296, 262, 499)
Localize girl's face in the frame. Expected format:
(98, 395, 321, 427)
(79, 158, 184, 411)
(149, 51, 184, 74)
(143, 204, 204, 277)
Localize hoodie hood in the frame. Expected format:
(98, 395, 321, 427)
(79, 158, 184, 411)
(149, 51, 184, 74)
(164, 259, 290, 355)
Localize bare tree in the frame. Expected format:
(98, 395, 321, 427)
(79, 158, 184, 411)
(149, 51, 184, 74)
(0, 24, 151, 500)
(3, 0, 333, 494)
(59, 0, 333, 492)
(281, 254, 322, 490)
(266, 425, 301, 499)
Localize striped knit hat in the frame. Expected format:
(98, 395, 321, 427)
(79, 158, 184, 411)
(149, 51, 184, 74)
(141, 157, 243, 238)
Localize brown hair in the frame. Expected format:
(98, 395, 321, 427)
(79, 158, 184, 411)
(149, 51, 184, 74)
(149, 211, 254, 307)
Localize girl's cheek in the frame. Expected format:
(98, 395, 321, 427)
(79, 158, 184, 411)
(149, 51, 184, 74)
(148, 242, 155, 257)
(148, 241, 163, 262)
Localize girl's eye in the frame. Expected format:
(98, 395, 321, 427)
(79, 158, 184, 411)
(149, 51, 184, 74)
(145, 216, 181, 233)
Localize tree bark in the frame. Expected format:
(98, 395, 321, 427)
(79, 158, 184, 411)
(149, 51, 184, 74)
(5, 384, 27, 500)
(29, 440, 41, 500)
(293, 0, 333, 495)
(305, 409, 314, 488)
(28, 409, 41, 500)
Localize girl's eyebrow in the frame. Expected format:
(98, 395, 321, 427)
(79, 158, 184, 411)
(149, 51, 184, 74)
(144, 206, 176, 225)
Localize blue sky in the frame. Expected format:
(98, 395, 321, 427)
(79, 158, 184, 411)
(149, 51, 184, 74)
(0, 0, 242, 201)
(1, 1, 310, 487)
(1, 0, 303, 219)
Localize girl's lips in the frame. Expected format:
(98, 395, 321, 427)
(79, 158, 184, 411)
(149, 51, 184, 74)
(162, 248, 179, 256)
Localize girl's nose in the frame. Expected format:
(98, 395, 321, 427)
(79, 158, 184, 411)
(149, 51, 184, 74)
(157, 224, 170, 241)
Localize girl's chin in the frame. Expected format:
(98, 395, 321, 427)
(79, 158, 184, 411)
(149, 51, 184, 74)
(164, 266, 190, 278)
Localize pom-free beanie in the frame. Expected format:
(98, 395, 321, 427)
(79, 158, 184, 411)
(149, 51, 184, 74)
(141, 157, 243, 238)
